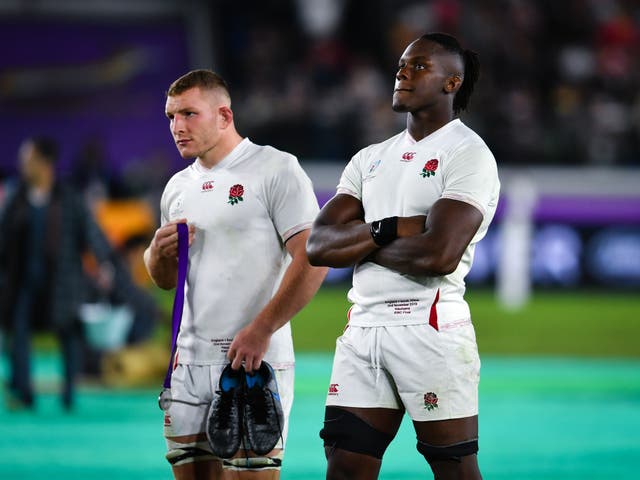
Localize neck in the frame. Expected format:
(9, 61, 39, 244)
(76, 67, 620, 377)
(405, 105, 455, 141)
(198, 130, 244, 169)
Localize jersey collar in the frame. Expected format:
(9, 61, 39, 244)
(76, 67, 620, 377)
(193, 137, 252, 174)
(405, 118, 462, 144)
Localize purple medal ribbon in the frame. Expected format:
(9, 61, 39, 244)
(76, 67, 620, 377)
(162, 222, 189, 389)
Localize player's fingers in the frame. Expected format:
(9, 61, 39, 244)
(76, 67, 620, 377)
(157, 238, 176, 258)
(157, 220, 186, 241)
(244, 355, 256, 374)
(158, 228, 183, 254)
(228, 350, 242, 371)
(251, 357, 262, 373)
(153, 227, 173, 248)
(230, 358, 240, 371)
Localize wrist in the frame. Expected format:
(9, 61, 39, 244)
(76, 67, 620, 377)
(370, 216, 398, 246)
(252, 316, 277, 336)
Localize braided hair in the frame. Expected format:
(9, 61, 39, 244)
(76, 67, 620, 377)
(420, 33, 480, 115)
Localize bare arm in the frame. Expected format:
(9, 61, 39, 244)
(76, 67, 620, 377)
(227, 229, 328, 372)
(143, 218, 195, 290)
(305, 194, 373, 267)
(306, 193, 428, 268)
(370, 198, 483, 276)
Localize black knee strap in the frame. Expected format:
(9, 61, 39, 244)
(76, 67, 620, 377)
(320, 406, 394, 459)
(417, 438, 478, 463)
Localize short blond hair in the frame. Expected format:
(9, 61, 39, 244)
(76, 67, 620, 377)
(166, 69, 231, 102)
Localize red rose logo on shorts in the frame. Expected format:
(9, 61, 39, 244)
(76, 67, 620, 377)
(228, 184, 244, 205)
(423, 392, 439, 411)
(420, 159, 439, 178)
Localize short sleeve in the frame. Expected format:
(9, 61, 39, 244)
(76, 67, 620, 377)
(159, 188, 169, 227)
(159, 173, 185, 227)
(441, 144, 499, 217)
(336, 150, 364, 200)
(268, 155, 320, 242)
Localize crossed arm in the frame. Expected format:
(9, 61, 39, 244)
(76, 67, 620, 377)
(305, 193, 484, 276)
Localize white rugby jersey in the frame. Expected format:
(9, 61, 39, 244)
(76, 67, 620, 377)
(337, 119, 500, 328)
(160, 138, 319, 365)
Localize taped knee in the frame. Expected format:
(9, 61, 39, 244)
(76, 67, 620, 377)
(417, 438, 478, 463)
(221, 453, 283, 471)
(166, 447, 216, 466)
(319, 406, 393, 459)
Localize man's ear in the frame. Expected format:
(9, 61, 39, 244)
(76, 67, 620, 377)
(218, 106, 234, 128)
(444, 74, 462, 94)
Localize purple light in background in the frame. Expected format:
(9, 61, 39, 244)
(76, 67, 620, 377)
(0, 17, 190, 182)
(316, 192, 640, 225)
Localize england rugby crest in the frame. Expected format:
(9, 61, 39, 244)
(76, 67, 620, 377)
(228, 184, 244, 205)
(420, 159, 439, 178)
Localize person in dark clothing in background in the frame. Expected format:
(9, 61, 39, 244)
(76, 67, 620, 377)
(0, 136, 117, 410)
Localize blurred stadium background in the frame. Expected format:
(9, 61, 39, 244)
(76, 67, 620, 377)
(0, 0, 639, 479)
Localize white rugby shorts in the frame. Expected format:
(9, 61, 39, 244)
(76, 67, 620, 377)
(163, 363, 294, 467)
(325, 322, 480, 421)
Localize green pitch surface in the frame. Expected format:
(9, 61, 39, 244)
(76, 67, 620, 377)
(1, 352, 639, 479)
(151, 285, 640, 356)
(292, 287, 640, 357)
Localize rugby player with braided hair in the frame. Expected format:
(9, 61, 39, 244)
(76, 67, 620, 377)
(307, 32, 499, 480)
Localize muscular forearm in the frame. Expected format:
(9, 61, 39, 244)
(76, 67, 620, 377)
(370, 200, 483, 277)
(306, 220, 379, 268)
(143, 246, 178, 290)
(370, 232, 459, 276)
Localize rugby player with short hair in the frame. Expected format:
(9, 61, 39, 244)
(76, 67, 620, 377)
(307, 33, 500, 480)
(145, 69, 327, 480)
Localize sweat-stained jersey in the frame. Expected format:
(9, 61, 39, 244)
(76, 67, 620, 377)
(337, 119, 500, 328)
(160, 138, 319, 366)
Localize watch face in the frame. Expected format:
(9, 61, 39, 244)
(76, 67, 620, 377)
(158, 388, 172, 411)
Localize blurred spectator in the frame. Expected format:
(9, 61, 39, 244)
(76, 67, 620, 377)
(0, 136, 157, 410)
(71, 136, 110, 206)
(0, 137, 113, 410)
(107, 233, 159, 346)
(79, 232, 160, 380)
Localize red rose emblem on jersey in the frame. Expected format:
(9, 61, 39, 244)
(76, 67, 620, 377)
(423, 392, 439, 411)
(420, 159, 439, 178)
(228, 184, 244, 205)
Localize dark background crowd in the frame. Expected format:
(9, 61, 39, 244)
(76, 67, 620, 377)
(219, 0, 640, 167)
(1, 0, 639, 205)
(218, 0, 640, 166)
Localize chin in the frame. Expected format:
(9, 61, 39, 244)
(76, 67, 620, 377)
(177, 147, 195, 159)
(392, 102, 409, 113)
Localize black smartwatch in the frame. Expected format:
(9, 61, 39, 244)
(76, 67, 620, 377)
(370, 216, 398, 246)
